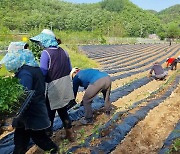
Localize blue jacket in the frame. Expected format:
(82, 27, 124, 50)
(15, 65, 50, 130)
(72, 69, 108, 97)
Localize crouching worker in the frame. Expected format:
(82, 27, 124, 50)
(70, 68, 112, 125)
(0, 42, 58, 154)
(148, 62, 168, 80)
(166, 57, 178, 70)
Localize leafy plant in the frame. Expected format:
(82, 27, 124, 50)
(167, 138, 180, 154)
(0, 76, 24, 116)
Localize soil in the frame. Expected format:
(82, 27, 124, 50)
(1, 44, 179, 154)
(112, 85, 180, 154)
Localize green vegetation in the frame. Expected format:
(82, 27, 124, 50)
(0, 55, 12, 76)
(62, 44, 99, 69)
(156, 5, 180, 40)
(0, 0, 179, 45)
(168, 138, 180, 153)
(0, 64, 12, 76)
(0, 76, 24, 114)
(0, 0, 163, 38)
(27, 42, 99, 69)
(157, 5, 180, 24)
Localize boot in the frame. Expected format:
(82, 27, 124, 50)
(65, 128, 76, 142)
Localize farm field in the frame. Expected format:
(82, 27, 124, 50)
(0, 43, 180, 154)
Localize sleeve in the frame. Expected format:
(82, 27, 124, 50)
(17, 70, 33, 90)
(40, 50, 50, 76)
(73, 76, 81, 98)
(64, 50, 72, 70)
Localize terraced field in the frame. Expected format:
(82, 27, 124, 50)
(0, 44, 179, 154)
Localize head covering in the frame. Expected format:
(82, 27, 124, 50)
(8, 42, 26, 52)
(30, 29, 58, 48)
(0, 42, 38, 72)
(70, 67, 79, 79)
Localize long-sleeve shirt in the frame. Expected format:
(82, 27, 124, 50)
(40, 47, 72, 83)
(72, 69, 108, 98)
(14, 65, 50, 130)
(150, 64, 164, 75)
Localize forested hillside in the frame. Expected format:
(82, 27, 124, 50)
(1, 0, 162, 37)
(157, 4, 180, 24)
(0, 0, 179, 41)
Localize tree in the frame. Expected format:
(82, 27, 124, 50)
(101, 0, 124, 12)
(166, 23, 180, 39)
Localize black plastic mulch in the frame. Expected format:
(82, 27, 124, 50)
(67, 75, 180, 154)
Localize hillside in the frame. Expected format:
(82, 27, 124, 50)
(157, 4, 180, 24)
(0, 0, 162, 37)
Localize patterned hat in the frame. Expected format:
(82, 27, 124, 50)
(30, 29, 58, 48)
(0, 42, 38, 72)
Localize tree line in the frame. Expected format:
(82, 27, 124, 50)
(0, 0, 179, 40)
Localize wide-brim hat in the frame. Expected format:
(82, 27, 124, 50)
(30, 29, 58, 48)
(8, 42, 27, 52)
(0, 42, 38, 72)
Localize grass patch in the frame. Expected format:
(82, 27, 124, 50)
(0, 44, 99, 77)
(0, 55, 12, 76)
(62, 44, 99, 69)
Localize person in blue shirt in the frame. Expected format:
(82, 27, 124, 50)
(70, 68, 112, 125)
(0, 42, 58, 154)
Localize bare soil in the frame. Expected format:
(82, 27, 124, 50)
(112, 85, 180, 154)
(1, 44, 179, 154)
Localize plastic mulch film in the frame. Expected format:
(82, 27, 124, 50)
(0, 75, 155, 153)
(67, 75, 180, 154)
(111, 48, 180, 81)
(159, 121, 180, 154)
(104, 45, 170, 72)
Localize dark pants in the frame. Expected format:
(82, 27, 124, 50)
(46, 97, 72, 132)
(170, 59, 177, 70)
(13, 127, 58, 154)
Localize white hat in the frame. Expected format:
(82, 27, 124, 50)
(70, 67, 79, 79)
(41, 29, 55, 37)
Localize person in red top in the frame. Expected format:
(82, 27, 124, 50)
(166, 57, 178, 70)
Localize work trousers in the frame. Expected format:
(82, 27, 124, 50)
(46, 97, 72, 131)
(83, 76, 111, 119)
(13, 127, 58, 154)
(170, 59, 178, 70)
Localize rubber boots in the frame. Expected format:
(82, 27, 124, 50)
(65, 128, 76, 142)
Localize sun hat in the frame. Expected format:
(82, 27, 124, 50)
(41, 29, 55, 37)
(8, 42, 26, 52)
(70, 67, 79, 79)
(0, 42, 38, 72)
(30, 29, 58, 48)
